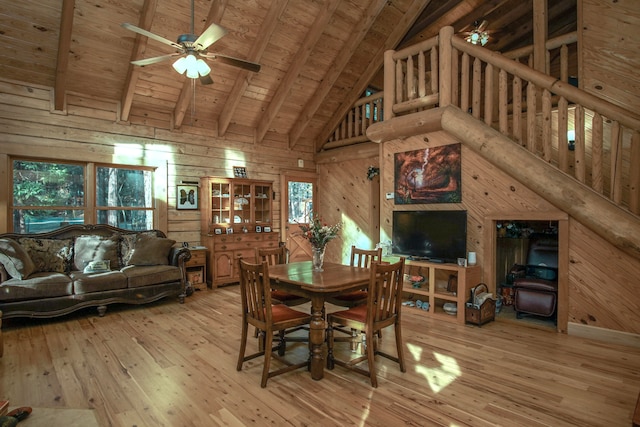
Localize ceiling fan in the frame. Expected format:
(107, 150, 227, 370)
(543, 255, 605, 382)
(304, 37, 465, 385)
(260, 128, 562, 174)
(122, 0, 260, 85)
(458, 20, 497, 46)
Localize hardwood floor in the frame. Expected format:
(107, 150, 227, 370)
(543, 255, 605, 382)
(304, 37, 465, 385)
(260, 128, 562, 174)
(1, 286, 639, 426)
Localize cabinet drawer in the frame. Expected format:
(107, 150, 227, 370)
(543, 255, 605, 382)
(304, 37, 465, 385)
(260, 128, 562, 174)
(215, 241, 258, 251)
(186, 251, 206, 266)
(215, 234, 264, 244)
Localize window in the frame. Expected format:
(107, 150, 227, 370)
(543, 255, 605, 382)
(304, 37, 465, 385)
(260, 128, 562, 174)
(11, 159, 154, 233)
(95, 166, 154, 231)
(287, 181, 313, 224)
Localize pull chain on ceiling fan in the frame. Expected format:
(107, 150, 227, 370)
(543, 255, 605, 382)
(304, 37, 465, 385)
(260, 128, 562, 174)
(122, 0, 260, 85)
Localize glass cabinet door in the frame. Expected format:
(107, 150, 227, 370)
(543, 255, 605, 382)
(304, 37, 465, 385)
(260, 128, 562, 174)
(233, 182, 252, 225)
(211, 182, 231, 224)
(254, 183, 271, 224)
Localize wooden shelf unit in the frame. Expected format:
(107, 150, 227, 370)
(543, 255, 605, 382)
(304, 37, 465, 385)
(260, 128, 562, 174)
(200, 176, 277, 287)
(402, 259, 482, 325)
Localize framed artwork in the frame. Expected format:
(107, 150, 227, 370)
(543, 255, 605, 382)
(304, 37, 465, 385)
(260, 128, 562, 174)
(177, 184, 198, 210)
(263, 226, 271, 233)
(394, 143, 462, 204)
(255, 226, 262, 233)
(233, 166, 247, 178)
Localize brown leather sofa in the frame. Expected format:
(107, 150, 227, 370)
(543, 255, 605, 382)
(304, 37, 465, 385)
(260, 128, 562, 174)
(510, 233, 559, 322)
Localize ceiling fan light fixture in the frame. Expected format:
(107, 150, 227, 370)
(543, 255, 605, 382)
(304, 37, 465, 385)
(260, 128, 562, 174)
(172, 57, 188, 74)
(196, 59, 211, 76)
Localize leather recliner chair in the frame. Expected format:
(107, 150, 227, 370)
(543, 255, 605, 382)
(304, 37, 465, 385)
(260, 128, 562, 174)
(510, 234, 559, 321)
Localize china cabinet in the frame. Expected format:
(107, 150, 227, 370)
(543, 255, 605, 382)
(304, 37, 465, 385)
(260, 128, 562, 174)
(200, 177, 277, 287)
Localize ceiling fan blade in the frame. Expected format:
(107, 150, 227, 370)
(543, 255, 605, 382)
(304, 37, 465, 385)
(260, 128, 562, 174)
(200, 74, 214, 85)
(131, 53, 180, 66)
(477, 20, 489, 32)
(194, 23, 228, 50)
(122, 23, 182, 50)
(202, 54, 261, 73)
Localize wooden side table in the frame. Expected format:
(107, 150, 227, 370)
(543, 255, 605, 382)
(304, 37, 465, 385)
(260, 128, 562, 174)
(185, 247, 208, 290)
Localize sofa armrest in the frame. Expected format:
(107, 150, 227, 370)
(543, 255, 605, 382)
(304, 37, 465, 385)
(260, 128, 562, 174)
(0, 264, 7, 284)
(169, 246, 191, 267)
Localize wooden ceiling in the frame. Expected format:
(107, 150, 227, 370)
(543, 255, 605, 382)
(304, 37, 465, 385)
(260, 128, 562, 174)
(0, 0, 576, 152)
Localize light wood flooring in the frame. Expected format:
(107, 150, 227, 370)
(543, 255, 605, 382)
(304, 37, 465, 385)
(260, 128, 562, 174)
(1, 286, 639, 427)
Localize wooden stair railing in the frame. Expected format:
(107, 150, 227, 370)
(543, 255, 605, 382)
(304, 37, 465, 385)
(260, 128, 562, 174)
(324, 91, 384, 150)
(376, 26, 640, 218)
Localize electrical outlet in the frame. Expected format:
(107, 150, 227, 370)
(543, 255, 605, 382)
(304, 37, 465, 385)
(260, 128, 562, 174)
(297, 159, 304, 168)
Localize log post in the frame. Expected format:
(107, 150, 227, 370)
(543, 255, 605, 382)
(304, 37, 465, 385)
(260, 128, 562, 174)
(438, 26, 454, 107)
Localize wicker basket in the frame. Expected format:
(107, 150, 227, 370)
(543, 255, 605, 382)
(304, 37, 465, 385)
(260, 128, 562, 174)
(465, 283, 496, 326)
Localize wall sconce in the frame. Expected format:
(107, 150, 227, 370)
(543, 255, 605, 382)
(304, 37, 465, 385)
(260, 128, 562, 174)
(567, 130, 576, 151)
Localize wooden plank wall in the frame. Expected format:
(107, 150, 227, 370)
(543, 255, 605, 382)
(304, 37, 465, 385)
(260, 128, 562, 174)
(580, 0, 640, 112)
(0, 79, 316, 245)
(318, 154, 380, 265)
(373, 130, 640, 338)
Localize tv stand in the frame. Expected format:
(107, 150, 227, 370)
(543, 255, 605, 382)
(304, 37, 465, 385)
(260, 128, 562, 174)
(401, 259, 482, 324)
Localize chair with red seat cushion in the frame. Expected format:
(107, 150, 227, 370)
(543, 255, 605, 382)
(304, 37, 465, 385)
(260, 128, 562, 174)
(326, 246, 382, 308)
(256, 246, 310, 307)
(326, 258, 406, 387)
(236, 259, 311, 388)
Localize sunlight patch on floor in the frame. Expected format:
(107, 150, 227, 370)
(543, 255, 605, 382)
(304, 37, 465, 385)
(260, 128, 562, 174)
(409, 343, 461, 393)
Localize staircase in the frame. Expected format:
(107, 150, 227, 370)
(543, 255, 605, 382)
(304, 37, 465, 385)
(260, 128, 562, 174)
(336, 26, 640, 259)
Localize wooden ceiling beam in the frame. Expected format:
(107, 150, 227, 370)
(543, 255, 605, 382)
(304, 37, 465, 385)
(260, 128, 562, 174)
(121, 0, 158, 122)
(54, 0, 75, 112)
(288, 0, 388, 150)
(315, 0, 430, 152)
(218, 0, 288, 137)
(174, 0, 228, 129)
(254, 0, 341, 145)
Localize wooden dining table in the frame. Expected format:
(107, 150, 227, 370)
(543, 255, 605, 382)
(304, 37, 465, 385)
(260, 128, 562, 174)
(268, 260, 371, 380)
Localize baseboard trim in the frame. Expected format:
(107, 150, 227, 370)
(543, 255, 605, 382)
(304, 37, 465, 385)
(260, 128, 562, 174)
(568, 322, 640, 348)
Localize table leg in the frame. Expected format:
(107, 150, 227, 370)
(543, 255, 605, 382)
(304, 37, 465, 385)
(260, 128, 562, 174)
(309, 296, 325, 380)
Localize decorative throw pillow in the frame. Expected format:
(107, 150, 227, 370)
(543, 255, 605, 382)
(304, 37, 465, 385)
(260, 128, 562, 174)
(83, 259, 111, 274)
(120, 231, 157, 266)
(74, 234, 119, 271)
(17, 237, 73, 273)
(0, 238, 36, 279)
(127, 234, 175, 266)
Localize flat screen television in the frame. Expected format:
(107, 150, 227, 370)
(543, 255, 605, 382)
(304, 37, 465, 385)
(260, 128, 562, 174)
(392, 210, 467, 263)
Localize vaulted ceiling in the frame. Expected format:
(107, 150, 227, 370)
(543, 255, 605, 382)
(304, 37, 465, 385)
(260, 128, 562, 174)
(0, 0, 576, 152)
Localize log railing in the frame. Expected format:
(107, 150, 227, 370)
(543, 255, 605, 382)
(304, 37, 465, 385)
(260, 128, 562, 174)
(376, 26, 640, 216)
(324, 91, 384, 150)
(447, 28, 640, 215)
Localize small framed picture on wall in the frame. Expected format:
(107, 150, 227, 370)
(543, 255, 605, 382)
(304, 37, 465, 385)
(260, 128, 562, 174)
(233, 166, 247, 178)
(255, 226, 262, 233)
(177, 184, 198, 210)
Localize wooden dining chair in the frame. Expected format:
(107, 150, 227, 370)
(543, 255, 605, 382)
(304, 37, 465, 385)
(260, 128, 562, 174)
(326, 257, 406, 387)
(256, 246, 309, 307)
(236, 259, 311, 388)
(326, 246, 382, 308)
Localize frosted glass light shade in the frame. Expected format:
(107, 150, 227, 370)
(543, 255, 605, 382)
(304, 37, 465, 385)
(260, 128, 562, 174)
(172, 57, 187, 74)
(196, 59, 211, 76)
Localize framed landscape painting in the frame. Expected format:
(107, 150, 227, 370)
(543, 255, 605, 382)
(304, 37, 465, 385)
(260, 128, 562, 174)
(394, 143, 462, 204)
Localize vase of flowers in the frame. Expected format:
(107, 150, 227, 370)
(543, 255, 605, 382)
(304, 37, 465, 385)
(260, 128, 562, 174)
(299, 214, 342, 272)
